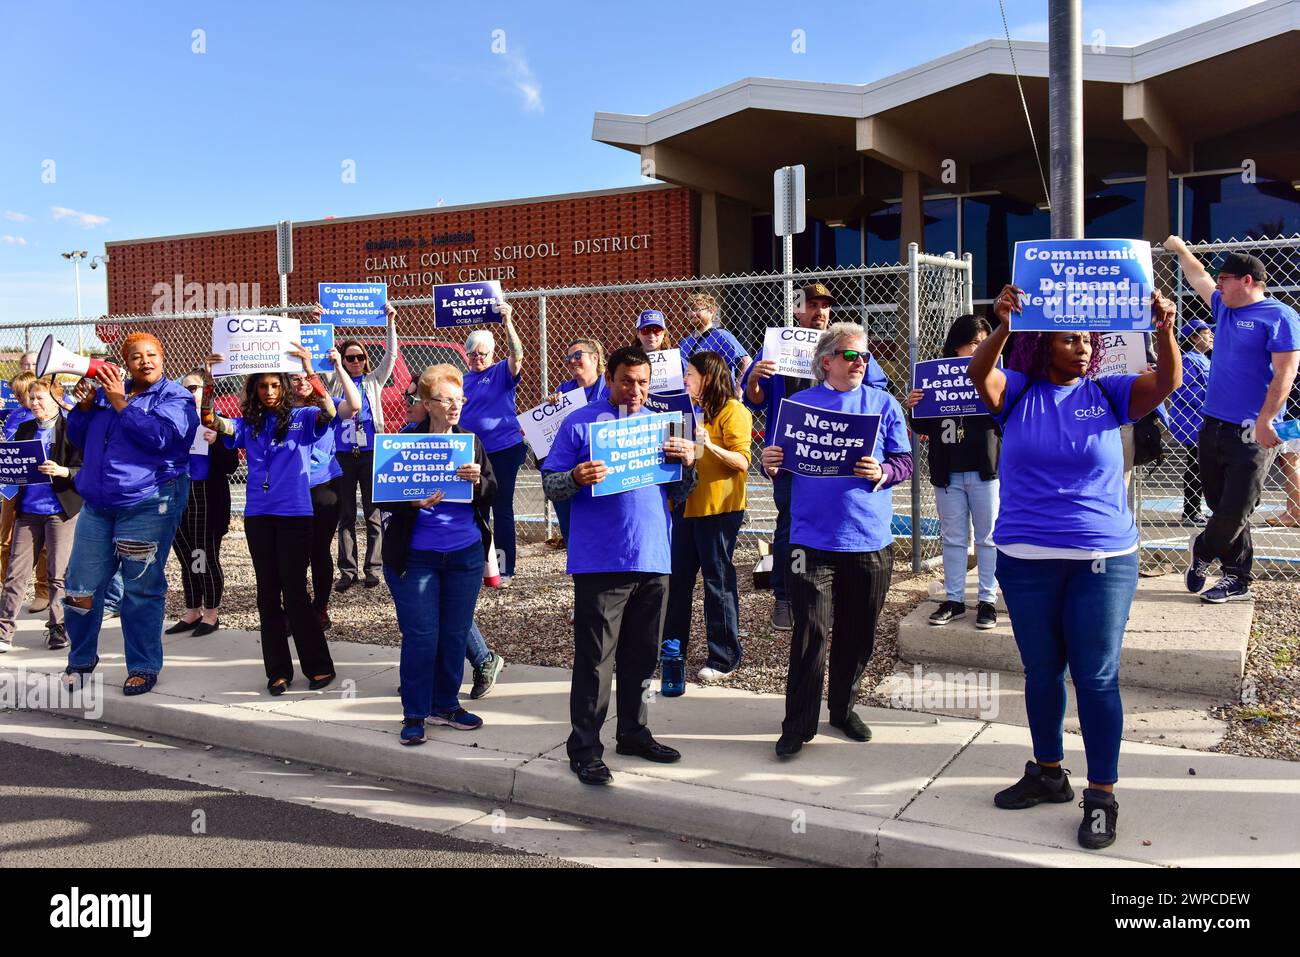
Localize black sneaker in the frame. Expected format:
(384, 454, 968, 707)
(334, 576, 355, 594)
(1077, 788, 1119, 849)
(770, 600, 793, 631)
(928, 601, 966, 626)
(1185, 538, 1212, 594)
(1200, 575, 1250, 604)
(46, 624, 69, 650)
(993, 760, 1074, 809)
(975, 602, 997, 630)
(470, 652, 504, 700)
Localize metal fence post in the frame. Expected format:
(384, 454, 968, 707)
(908, 242, 922, 573)
(538, 293, 551, 539)
(962, 252, 974, 314)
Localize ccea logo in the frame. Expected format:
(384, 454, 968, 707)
(1074, 406, 1107, 420)
(225, 317, 283, 334)
(531, 394, 574, 420)
(1236, 320, 1255, 331)
(778, 327, 821, 343)
(50, 887, 151, 937)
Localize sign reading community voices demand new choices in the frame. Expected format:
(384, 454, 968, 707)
(1011, 238, 1153, 331)
(371, 433, 474, 503)
(590, 412, 682, 497)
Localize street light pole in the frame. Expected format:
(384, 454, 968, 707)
(1048, 0, 1083, 239)
(61, 250, 89, 353)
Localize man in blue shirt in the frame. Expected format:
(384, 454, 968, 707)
(1165, 240, 1300, 603)
(543, 345, 698, 786)
(679, 292, 750, 395)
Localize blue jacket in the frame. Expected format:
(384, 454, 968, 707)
(1168, 351, 1211, 447)
(740, 347, 890, 440)
(66, 377, 198, 509)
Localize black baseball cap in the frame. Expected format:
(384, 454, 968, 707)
(1216, 252, 1267, 283)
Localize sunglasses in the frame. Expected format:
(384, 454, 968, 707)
(833, 349, 868, 362)
(566, 351, 592, 363)
(343, 353, 367, 363)
(403, 392, 419, 406)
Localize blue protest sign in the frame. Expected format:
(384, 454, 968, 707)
(433, 281, 504, 328)
(911, 357, 989, 418)
(0, 381, 13, 402)
(1011, 238, 1153, 332)
(772, 399, 880, 478)
(644, 391, 700, 440)
(0, 440, 52, 487)
(589, 411, 682, 497)
(370, 433, 474, 503)
(319, 282, 387, 326)
(300, 324, 335, 372)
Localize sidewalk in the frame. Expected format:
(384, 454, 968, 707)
(2, 619, 1297, 868)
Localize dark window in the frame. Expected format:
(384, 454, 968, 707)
(923, 198, 959, 257)
(1183, 174, 1300, 244)
(961, 195, 1050, 301)
(751, 214, 775, 272)
(1083, 181, 1145, 239)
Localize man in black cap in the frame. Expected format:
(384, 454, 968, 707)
(1164, 237, 1300, 603)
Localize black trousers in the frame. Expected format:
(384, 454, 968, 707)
(1180, 443, 1203, 519)
(1195, 417, 1273, 582)
(245, 515, 334, 682)
(170, 479, 226, 609)
(568, 572, 667, 763)
(309, 478, 341, 612)
(335, 450, 382, 580)
(784, 544, 892, 737)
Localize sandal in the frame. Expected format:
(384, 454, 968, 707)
(123, 671, 158, 696)
(308, 673, 336, 691)
(267, 677, 292, 696)
(62, 656, 100, 689)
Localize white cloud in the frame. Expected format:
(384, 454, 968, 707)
(1, 235, 29, 245)
(504, 50, 543, 113)
(4, 211, 30, 222)
(51, 206, 110, 229)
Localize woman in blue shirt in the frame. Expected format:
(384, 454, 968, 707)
(459, 302, 524, 585)
(379, 364, 497, 745)
(202, 343, 338, 695)
(968, 283, 1180, 850)
(545, 338, 609, 544)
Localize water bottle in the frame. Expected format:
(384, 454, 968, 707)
(660, 639, 685, 697)
(1276, 419, 1300, 442)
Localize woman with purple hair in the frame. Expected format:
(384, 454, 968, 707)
(967, 283, 1179, 851)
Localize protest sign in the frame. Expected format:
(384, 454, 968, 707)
(1011, 238, 1153, 332)
(911, 357, 989, 418)
(190, 425, 213, 457)
(772, 400, 880, 478)
(0, 440, 51, 486)
(210, 315, 302, 377)
(643, 390, 700, 440)
(371, 433, 474, 503)
(300, 324, 335, 372)
(432, 281, 504, 328)
(648, 348, 684, 394)
(319, 283, 387, 326)
(519, 387, 587, 459)
(589, 411, 682, 497)
(0, 381, 13, 402)
(1095, 331, 1149, 378)
(762, 326, 825, 378)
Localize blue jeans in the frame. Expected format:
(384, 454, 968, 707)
(465, 622, 490, 668)
(65, 477, 190, 677)
(995, 550, 1138, 786)
(664, 509, 744, 671)
(770, 470, 793, 603)
(487, 442, 526, 576)
(103, 571, 124, 613)
(935, 472, 999, 604)
(387, 544, 484, 719)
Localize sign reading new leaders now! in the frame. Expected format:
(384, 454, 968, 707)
(319, 283, 387, 326)
(0, 440, 51, 487)
(1011, 238, 1153, 332)
(773, 400, 879, 478)
(589, 411, 682, 497)
(911, 357, 989, 419)
(371, 433, 474, 503)
(433, 281, 504, 328)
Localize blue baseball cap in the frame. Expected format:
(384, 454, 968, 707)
(637, 309, 666, 330)
(1181, 319, 1212, 338)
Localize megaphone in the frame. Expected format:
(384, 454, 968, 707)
(36, 335, 116, 379)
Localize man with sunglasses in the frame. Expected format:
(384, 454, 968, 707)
(330, 302, 400, 592)
(1165, 239, 1300, 604)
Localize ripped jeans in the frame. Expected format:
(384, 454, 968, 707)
(64, 477, 189, 677)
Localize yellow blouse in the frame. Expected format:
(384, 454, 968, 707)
(684, 399, 752, 518)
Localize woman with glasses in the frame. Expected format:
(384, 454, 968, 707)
(382, 364, 497, 745)
(165, 371, 241, 638)
(459, 302, 525, 586)
(290, 344, 363, 630)
(332, 302, 399, 593)
(546, 338, 608, 543)
(201, 343, 338, 696)
(760, 323, 913, 758)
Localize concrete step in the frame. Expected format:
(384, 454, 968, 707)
(898, 573, 1250, 698)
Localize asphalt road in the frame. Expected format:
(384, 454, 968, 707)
(0, 739, 577, 868)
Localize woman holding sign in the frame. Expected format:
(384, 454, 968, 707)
(202, 344, 338, 695)
(905, 314, 1001, 630)
(759, 323, 913, 758)
(967, 284, 1179, 850)
(379, 364, 497, 745)
(546, 338, 609, 544)
(459, 302, 524, 585)
(664, 351, 752, 681)
(165, 371, 240, 638)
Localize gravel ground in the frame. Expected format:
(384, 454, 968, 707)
(170, 519, 1297, 762)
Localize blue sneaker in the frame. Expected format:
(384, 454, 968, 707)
(430, 708, 483, 730)
(1200, 575, 1250, 604)
(400, 718, 426, 746)
(1185, 537, 1212, 594)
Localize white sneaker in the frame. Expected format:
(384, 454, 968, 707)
(697, 666, 731, 683)
(499, 576, 513, 589)
(0, 637, 11, 654)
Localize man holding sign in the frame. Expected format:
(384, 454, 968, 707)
(543, 345, 697, 786)
(760, 323, 912, 758)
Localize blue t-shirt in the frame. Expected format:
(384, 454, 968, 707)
(993, 368, 1138, 552)
(786, 384, 911, 553)
(1203, 292, 1300, 426)
(308, 422, 341, 488)
(679, 328, 748, 383)
(189, 450, 210, 482)
(225, 406, 328, 517)
(411, 501, 481, 553)
(544, 399, 674, 575)
(3, 407, 32, 440)
(335, 377, 375, 452)
(19, 421, 62, 516)
(557, 377, 610, 406)
(461, 359, 523, 453)
(1168, 351, 1211, 446)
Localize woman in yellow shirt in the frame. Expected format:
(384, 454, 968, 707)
(664, 351, 752, 681)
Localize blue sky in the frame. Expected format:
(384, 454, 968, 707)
(0, 0, 1254, 321)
